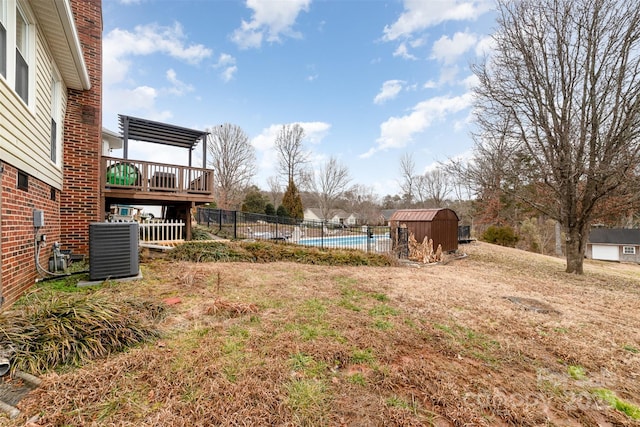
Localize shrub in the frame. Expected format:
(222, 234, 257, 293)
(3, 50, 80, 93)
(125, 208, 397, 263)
(0, 291, 163, 374)
(169, 241, 255, 262)
(169, 240, 395, 266)
(191, 226, 214, 240)
(276, 204, 289, 217)
(265, 203, 276, 216)
(481, 225, 518, 247)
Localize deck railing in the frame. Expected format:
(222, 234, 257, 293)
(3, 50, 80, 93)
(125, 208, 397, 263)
(139, 219, 185, 243)
(102, 156, 213, 195)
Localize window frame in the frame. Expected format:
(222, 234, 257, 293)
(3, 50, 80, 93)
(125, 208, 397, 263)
(50, 69, 62, 165)
(17, 169, 28, 191)
(623, 246, 636, 255)
(0, 0, 35, 108)
(14, 3, 30, 104)
(0, 0, 6, 78)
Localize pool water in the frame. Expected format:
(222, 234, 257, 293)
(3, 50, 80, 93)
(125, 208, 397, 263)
(299, 234, 389, 248)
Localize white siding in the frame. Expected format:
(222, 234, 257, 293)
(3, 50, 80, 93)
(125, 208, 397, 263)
(0, 10, 66, 189)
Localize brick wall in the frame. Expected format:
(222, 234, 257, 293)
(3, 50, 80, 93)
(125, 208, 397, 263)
(0, 163, 61, 307)
(60, 0, 103, 255)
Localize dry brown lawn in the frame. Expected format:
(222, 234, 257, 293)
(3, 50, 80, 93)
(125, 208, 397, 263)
(7, 242, 640, 426)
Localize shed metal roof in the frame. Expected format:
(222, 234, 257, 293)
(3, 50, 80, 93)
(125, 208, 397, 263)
(389, 208, 459, 222)
(588, 228, 640, 245)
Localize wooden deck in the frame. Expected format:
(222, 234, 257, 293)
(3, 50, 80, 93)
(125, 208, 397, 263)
(101, 156, 214, 204)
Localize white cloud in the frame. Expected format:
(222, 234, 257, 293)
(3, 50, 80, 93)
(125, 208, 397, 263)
(103, 85, 173, 133)
(214, 53, 238, 82)
(475, 35, 495, 57)
(361, 92, 474, 158)
(102, 23, 211, 81)
(221, 66, 238, 83)
(217, 53, 236, 67)
(374, 80, 405, 105)
(438, 65, 460, 86)
(231, 0, 311, 49)
(382, 0, 492, 41)
(166, 69, 194, 95)
(461, 74, 479, 89)
(392, 43, 417, 60)
(424, 80, 437, 89)
(306, 64, 319, 81)
(125, 85, 158, 110)
(300, 121, 331, 145)
(102, 23, 211, 126)
(431, 31, 478, 65)
(104, 23, 212, 86)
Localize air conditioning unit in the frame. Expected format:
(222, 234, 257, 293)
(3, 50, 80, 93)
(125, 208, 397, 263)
(89, 222, 139, 281)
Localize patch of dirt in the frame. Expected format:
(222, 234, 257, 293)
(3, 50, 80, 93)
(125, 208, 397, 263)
(503, 296, 561, 314)
(0, 378, 33, 407)
(6, 242, 640, 426)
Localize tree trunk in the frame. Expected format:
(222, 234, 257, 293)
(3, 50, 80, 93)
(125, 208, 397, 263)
(555, 221, 562, 256)
(565, 226, 587, 274)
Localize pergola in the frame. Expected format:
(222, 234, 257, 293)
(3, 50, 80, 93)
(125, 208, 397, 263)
(118, 114, 209, 167)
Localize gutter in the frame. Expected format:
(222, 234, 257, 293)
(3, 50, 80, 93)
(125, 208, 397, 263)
(55, 0, 91, 90)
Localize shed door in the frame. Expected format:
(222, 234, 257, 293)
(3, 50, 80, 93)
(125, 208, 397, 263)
(591, 245, 619, 261)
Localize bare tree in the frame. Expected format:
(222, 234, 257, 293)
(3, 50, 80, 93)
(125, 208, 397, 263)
(412, 175, 428, 206)
(423, 168, 452, 207)
(310, 156, 352, 220)
(446, 117, 529, 227)
(402, 157, 452, 207)
(274, 124, 308, 184)
(473, 0, 640, 273)
(266, 175, 282, 207)
(207, 123, 256, 210)
(399, 153, 415, 205)
(342, 184, 382, 224)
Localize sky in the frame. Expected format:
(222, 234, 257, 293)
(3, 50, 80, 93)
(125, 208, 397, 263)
(102, 0, 497, 198)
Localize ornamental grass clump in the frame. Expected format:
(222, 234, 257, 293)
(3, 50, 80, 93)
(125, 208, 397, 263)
(0, 290, 164, 375)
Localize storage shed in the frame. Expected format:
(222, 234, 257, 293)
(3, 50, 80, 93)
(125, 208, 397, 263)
(389, 208, 460, 253)
(586, 228, 640, 262)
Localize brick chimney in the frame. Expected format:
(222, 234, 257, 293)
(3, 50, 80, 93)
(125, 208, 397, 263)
(60, 0, 103, 256)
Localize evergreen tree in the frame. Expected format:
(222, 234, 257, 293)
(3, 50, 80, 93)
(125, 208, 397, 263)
(265, 203, 276, 216)
(276, 204, 289, 217)
(282, 179, 303, 220)
(241, 187, 267, 213)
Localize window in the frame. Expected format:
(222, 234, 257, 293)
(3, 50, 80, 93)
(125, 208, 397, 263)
(17, 169, 28, 191)
(14, 5, 28, 103)
(50, 72, 62, 164)
(0, 1, 33, 105)
(623, 246, 636, 255)
(0, 0, 6, 78)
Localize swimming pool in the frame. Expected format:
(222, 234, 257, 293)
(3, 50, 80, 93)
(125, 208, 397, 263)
(298, 234, 390, 250)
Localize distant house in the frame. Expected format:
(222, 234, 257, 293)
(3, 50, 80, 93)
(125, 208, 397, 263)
(303, 208, 324, 223)
(343, 212, 359, 226)
(303, 208, 357, 226)
(380, 209, 397, 226)
(586, 228, 640, 263)
(102, 127, 123, 155)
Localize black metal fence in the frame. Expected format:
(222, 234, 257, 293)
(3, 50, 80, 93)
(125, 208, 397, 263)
(197, 208, 394, 254)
